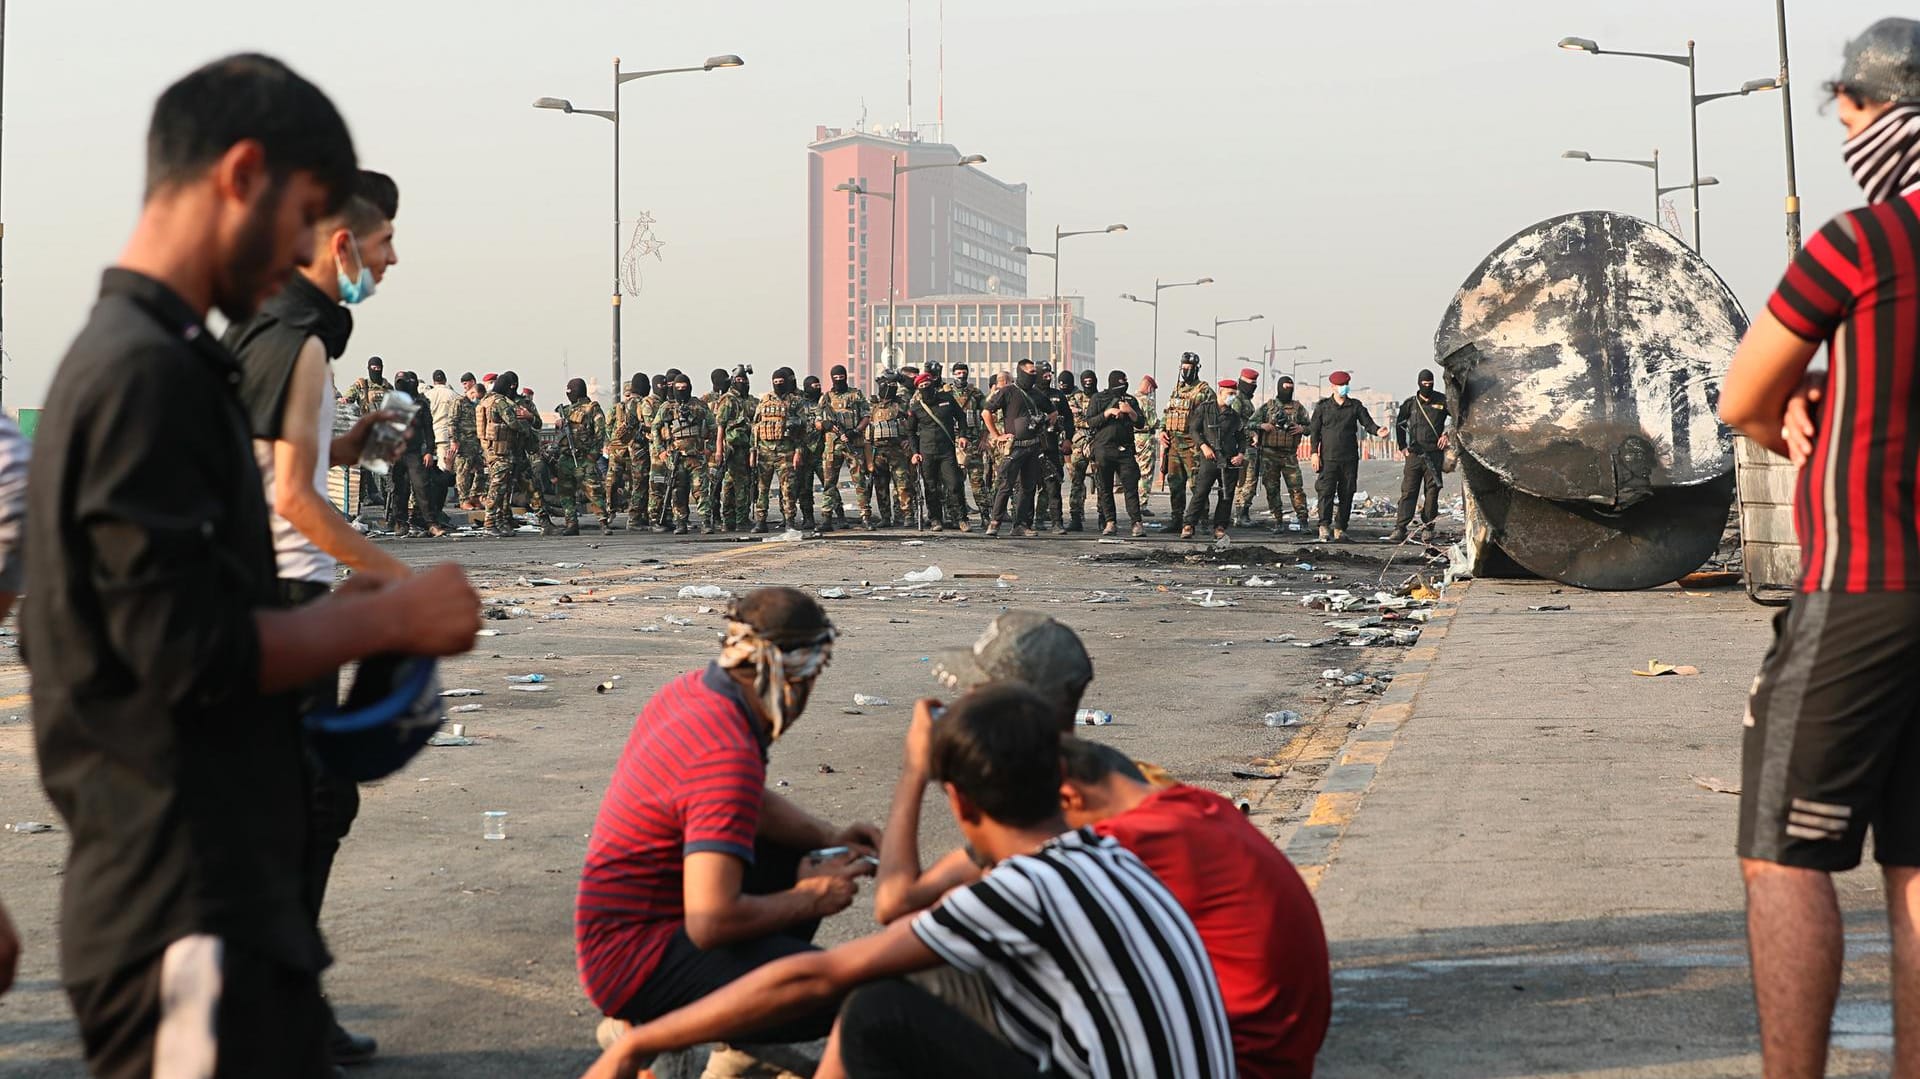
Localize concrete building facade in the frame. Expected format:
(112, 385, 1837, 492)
(869, 294, 1095, 385)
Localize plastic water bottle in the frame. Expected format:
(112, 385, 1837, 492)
(1075, 709, 1113, 726)
(357, 389, 419, 475)
(1263, 711, 1302, 727)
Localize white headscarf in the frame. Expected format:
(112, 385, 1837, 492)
(717, 618, 834, 741)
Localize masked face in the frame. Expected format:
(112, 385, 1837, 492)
(674, 381, 693, 402)
(1334, 384, 1350, 399)
(731, 379, 749, 396)
(1080, 374, 1098, 394)
(772, 377, 793, 396)
(1277, 381, 1294, 402)
(336, 232, 377, 305)
(1180, 364, 1199, 386)
(952, 371, 970, 388)
(831, 374, 848, 391)
(878, 380, 898, 400)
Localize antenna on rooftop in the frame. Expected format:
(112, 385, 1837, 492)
(905, 0, 914, 137)
(938, 0, 945, 142)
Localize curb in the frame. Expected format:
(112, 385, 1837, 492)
(1280, 579, 1472, 891)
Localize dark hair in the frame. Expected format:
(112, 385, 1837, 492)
(146, 54, 356, 210)
(729, 586, 833, 646)
(357, 169, 399, 220)
(432, 370, 448, 384)
(393, 372, 420, 396)
(461, 371, 477, 384)
(1060, 739, 1147, 786)
(930, 685, 1065, 828)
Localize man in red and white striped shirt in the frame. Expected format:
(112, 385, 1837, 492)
(1720, 18, 1920, 1076)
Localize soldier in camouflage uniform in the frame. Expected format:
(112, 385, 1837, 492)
(454, 379, 487, 509)
(698, 370, 733, 531)
(946, 362, 988, 522)
(345, 355, 394, 517)
(554, 377, 610, 536)
(748, 367, 808, 533)
(797, 375, 825, 531)
(1036, 367, 1075, 532)
(1160, 353, 1212, 526)
(651, 371, 718, 534)
(709, 367, 756, 532)
(865, 375, 914, 526)
(605, 372, 649, 530)
(1066, 369, 1099, 531)
(1133, 375, 1159, 513)
(817, 364, 871, 528)
(640, 373, 674, 529)
(1230, 367, 1262, 526)
(1251, 375, 1312, 533)
(477, 370, 548, 535)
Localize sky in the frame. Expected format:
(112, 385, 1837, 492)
(0, 0, 1891, 408)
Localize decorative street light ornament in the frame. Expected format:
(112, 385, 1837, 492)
(1434, 210, 1745, 590)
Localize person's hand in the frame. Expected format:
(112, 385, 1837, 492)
(384, 563, 481, 656)
(340, 409, 405, 463)
(957, 438, 969, 449)
(1157, 430, 1170, 447)
(579, 1036, 654, 1079)
(1437, 433, 1449, 450)
(1201, 444, 1216, 460)
(0, 899, 20, 997)
(906, 698, 942, 777)
(912, 453, 924, 466)
(994, 433, 1011, 447)
(1398, 450, 1408, 462)
(831, 821, 884, 855)
(791, 451, 803, 470)
(793, 862, 863, 917)
(1260, 422, 1276, 432)
(1310, 453, 1321, 471)
(1230, 454, 1244, 467)
(1783, 371, 1826, 466)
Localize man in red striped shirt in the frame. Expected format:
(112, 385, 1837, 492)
(1720, 19, 1920, 1077)
(575, 588, 880, 1049)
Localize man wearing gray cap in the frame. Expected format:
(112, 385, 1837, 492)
(1720, 17, 1920, 1077)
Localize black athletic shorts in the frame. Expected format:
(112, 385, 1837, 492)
(1739, 591, 1920, 870)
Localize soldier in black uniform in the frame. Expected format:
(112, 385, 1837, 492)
(1389, 368, 1451, 543)
(982, 357, 1053, 538)
(1308, 369, 1386, 543)
(1087, 370, 1148, 537)
(1037, 366, 1076, 533)
(904, 372, 972, 531)
(1183, 379, 1250, 541)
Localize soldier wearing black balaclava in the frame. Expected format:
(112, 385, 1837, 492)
(706, 366, 754, 531)
(554, 376, 610, 535)
(866, 372, 914, 526)
(1389, 368, 1451, 543)
(981, 357, 1052, 536)
(1063, 369, 1100, 531)
(904, 372, 971, 530)
(817, 363, 871, 528)
(1250, 375, 1311, 533)
(1159, 352, 1212, 526)
(748, 367, 809, 532)
(1034, 368, 1075, 532)
(607, 371, 650, 529)
(795, 375, 825, 529)
(1088, 369, 1149, 536)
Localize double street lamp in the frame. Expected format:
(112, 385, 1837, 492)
(1120, 277, 1214, 389)
(1561, 149, 1720, 225)
(1015, 223, 1127, 371)
(837, 151, 986, 375)
(1261, 343, 1308, 387)
(534, 54, 743, 396)
(1186, 314, 1264, 382)
(1557, 36, 1777, 255)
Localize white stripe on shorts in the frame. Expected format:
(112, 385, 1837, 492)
(155, 934, 223, 1079)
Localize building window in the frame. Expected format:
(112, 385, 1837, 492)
(960, 307, 978, 328)
(939, 306, 957, 328)
(982, 307, 1000, 328)
(848, 227, 855, 242)
(848, 283, 855, 298)
(1023, 308, 1042, 327)
(848, 302, 855, 316)
(847, 207, 855, 223)
(847, 263, 855, 279)
(847, 245, 855, 261)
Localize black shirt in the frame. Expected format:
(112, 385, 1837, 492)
(1309, 396, 1381, 462)
(984, 377, 1052, 445)
(905, 389, 971, 455)
(1395, 391, 1449, 453)
(1040, 385, 1076, 457)
(1186, 396, 1248, 461)
(23, 269, 327, 984)
(1086, 389, 1146, 458)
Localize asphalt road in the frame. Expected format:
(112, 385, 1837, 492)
(0, 459, 1432, 1077)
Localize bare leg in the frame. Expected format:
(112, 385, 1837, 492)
(815, 1015, 849, 1079)
(1744, 858, 1843, 1079)
(1891, 865, 1920, 1079)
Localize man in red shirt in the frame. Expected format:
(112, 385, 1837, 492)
(1720, 18, 1920, 1077)
(575, 587, 880, 1050)
(1059, 739, 1329, 1078)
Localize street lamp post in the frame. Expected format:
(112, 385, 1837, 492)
(1773, 0, 1802, 254)
(1559, 35, 1778, 255)
(843, 152, 986, 376)
(1562, 149, 1720, 227)
(1262, 343, 1307, 386)
(1189, 315, 1263, 382)
(1015, 223, 1126, 372)
(534, 53, 743, 395)
(1121, 277, 1213, 389)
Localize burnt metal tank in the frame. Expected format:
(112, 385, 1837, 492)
(1435, 210, 1744, 590)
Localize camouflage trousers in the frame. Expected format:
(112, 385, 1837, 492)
(1036, 451, 1066, 527)
(654, 450, 707, 527)
(553, 451, 606, 523)
(1234, 444, 1263, 514)
(606, 442, 647, 521)
(484, 450, 546, 531)
(1068, 444, 1095, 523)
(866, 444, 915, 522)
(753, 443, 801, 526)
(818, 434, 869, 520)
(455, 447, 487, 505)
(796, 447, 820, 524)
(709, 445, 752, 527)
(1259, 448, 1310, 522)
(1164, 439, 1200, 524)
(1135, 435, 1157, 504)
(958, 444, 989, 518)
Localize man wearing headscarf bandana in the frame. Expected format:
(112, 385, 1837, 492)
(1389, 369, 1450, 543)
(1720, 20, 1920, 1075)
(574, 587, 880, 1052)
(607, 372, 650, 530)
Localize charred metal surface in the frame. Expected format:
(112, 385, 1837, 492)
(1436, 211, 1746, 505)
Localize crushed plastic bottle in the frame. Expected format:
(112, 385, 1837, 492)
(504, 674, 546, 684)
(1075, 709, 1114, 726)
(662, 615, 693, 626)
(6, 821, 56, 834)
(760, 528, 806, 543)
(447, 703, 484, 714)
(507, 684, 550, 693)
(357, 389, 419, 475)
(852, 693, 891, 707)
(678, 585, 732, 600)
(440, 688, 485, 698)
(902, 566, 944, 584)
(819, 587, 849, 599)
(1263, 711, 1303, 727)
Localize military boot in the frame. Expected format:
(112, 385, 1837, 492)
(1066, 515, 1084, 533)
(599, 519, 613, 536)
(751, 518, 769, 535)
(561, 520, 581, 537)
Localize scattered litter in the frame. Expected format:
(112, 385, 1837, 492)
(1085, 592, 1129, 603)
(1189, 588, 1237, 608)
(553, 562, 585, 569)
(1290, 638, 1340, 648)
(440, 688, 485, 698)
(1236, 799, 1253, 814)
(7, 821, 57, 834)
(1230, 767, 1283, 780)
(1263, 711, 1303, 727)
(517, 576, 565, 587)
(901, 540, 926, 547)
(538, 613, 570, 622)
(475, 629, 502, 637)
(1312, 573, 1336, 583)
(1632, 660, 1701, 677)
(760, 528, 805, 543)
(637, 624, 661, 633)
(819, 587, 849, 599)
(776, 779, 791, 788)
(852, 693, 891, 707)
(504, 674, 546, 684)
(662, 615, 693, 627)
(1213, 535, 1232, 552)
(697, 606, 716, 614)
(1219, 564, 1244, 571)
(1244, 576, 1280, 587)
(448, 704, 484, 714)
(427, 733, 477, 747)
(1527, 604, 1571, 612)
(995, 579, 1011, 589)
(1075, 709, 1114, 726)
(938, 590, 967, 602)
(515, 524, 542, 534)
(1097, 538, 1127, 545)
(818, 764, 836, 774)
(902, 566, 944, 584)
(595, 680, 620, 694)
(542, 652, 560, 660)
(841, 708, 865, 715)
(678, 585, 732, 600)
(1690, 774, 1742, 795)
(1294, 562, 1315, 571)
(508, 684, 551, 693)
(1263, 634, 1298, 643)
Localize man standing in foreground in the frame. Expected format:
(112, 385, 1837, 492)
(1183, 379, 1249, 541)
(1719, 20, 1920, 1077)
(1389, 368, 1449, 544)
(1088, 370, 1148, 536)
(1251, 375, 1310, 534)
(584, 684, 1234, 1079)
(1308, 370, 1383, 542)
(24, 53, 480, 1078)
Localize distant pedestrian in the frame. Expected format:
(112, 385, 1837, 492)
(1719, 18, 1920, 1077)
(425, 368, 459, 472)
(1308, 370, 1384, 542)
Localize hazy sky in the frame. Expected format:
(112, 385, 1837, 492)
(0, 0, 1891, 407)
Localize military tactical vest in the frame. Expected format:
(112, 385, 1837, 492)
(564, 401, 603, 452)
(949, 384, 983, 431)
(1069, 392, 1095, 448)
(1166, 382, 1210, 442)
(869, 400, 905, 441)
(754, 393, 794, 443)
(667, 403, 707, 452)
(824, 389, 866, 436)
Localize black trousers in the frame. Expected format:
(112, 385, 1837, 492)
(839, 978, 1040, 1079)
(1037, 450, 1064, 526)
(990, 442, 1043, 526)
(1316, 456, 1360, 529)
(1395, 449, 1444, 529)
(1095, 451, 1142, 526)
(276, 579, 357, 922)
(919, 451, 964, 526)
(615, 840, 835, 1041)
(1185, 457, 1238, 530)
(387, 452, 432, 530)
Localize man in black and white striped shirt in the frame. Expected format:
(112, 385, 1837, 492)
(582, 683, 1235, 1079)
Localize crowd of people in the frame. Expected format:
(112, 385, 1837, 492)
(340, 352, 1456, 547)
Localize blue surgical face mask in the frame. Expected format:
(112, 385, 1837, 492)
(1334, 384, 1350, 398)
(337, 234, 377, 305)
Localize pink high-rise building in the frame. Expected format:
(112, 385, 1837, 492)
(807, 125, 1029, 386)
